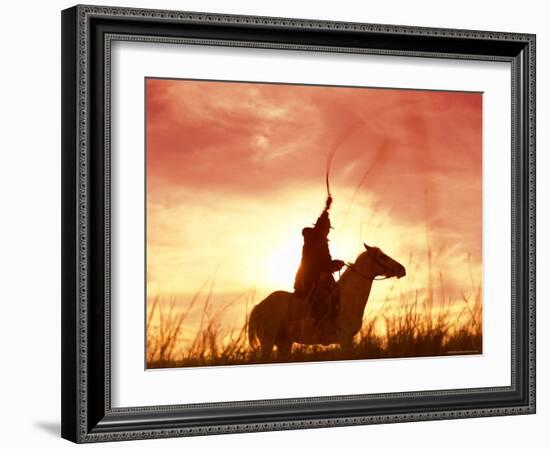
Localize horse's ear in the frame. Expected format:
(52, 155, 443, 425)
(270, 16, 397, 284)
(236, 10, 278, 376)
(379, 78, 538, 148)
(363, 243, 372, 251)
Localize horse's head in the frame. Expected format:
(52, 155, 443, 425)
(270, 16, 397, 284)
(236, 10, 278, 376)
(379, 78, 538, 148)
(353, 243, 406, 280)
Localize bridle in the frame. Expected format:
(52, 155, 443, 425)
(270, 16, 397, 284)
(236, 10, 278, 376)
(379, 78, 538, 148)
(344, 257, 394, 281)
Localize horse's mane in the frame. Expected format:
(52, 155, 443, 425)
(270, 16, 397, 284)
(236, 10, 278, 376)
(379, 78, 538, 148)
(337, 249, 369, 285)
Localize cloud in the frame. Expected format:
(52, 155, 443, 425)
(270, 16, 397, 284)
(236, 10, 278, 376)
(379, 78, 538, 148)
(146, 78, 482, 314)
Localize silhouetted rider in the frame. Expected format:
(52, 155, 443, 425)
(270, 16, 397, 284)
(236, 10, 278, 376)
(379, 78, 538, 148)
(294, 196, 345, 325)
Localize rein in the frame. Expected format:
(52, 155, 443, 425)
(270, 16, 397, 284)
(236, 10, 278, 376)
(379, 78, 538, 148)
(344, 262, 391, 281)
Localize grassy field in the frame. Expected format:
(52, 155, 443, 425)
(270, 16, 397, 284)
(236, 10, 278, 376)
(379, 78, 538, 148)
(146, 285, 482, 369)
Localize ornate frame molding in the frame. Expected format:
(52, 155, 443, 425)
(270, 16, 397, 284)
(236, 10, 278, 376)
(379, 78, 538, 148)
(61, 4, 536, 443)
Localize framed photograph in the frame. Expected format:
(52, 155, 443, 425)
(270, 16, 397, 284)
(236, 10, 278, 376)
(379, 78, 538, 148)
(61, 4, 536, 443)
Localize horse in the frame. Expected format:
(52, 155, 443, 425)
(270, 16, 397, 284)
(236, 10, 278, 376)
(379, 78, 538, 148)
(248, 243, 406, 358)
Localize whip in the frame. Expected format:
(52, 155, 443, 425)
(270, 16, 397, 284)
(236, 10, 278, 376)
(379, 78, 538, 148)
(324, 120, 365, 209)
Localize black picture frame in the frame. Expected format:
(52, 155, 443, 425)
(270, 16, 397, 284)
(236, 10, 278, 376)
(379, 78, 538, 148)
(61, 4, 536, 443)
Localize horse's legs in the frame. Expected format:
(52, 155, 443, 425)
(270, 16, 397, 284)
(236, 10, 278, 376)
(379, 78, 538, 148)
(260, 339, 275, 360)
(276, 340, 293, 360)
(339, 335, 354, 352)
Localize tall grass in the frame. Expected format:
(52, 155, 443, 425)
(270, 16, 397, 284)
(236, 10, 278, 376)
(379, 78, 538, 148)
(146, 285, 482, 369)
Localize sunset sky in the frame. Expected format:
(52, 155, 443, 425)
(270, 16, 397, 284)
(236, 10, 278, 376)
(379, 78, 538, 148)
(146, 78, 482, 338)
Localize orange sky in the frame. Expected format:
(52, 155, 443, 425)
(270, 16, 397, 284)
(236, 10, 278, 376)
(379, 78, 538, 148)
(146, 78, 482, 336)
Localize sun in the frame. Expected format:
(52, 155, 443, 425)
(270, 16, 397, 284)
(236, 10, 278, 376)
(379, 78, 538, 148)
(262, 238, 302, 291)
(258, 224, 365, 292)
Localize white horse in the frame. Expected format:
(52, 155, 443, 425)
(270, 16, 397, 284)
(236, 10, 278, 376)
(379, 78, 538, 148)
(248, 244, 406, 358)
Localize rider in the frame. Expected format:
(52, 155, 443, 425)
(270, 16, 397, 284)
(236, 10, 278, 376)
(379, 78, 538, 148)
(293, 195, 345, 326)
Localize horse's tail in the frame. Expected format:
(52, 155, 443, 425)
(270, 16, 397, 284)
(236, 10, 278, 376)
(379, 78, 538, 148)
(247, 306, 260, 349)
